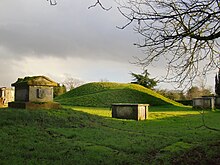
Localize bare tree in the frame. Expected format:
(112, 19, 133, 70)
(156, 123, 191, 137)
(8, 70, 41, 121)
(195, 110, 220, 131)
(116, 0, 220, 88)
(47, 0, 111, 10)
(62, 77, 84, 91)
(88, 0, 112, 11)
(47, 0, 57, 5)
(100, 78, 109, 82)
(47, 0, 220, 87)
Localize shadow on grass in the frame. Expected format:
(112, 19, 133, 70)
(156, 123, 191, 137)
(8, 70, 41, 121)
(0, 107, 219, 164)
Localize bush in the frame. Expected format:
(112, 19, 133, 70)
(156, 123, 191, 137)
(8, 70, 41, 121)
(175, 100, 192, 106)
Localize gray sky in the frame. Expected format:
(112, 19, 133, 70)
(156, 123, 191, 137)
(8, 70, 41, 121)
(0, 0, 215, 90)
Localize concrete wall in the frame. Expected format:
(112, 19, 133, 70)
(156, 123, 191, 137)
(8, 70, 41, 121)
(29, 86, 53, 102)
(0, 88, 14, 104)
(15, 87, 29, 102)
(215, 97, 220, 108)
(193, 98, 203, 107)
(5, 89, 14, 103)
(193, 97, 215, 109)
(112, 104, 149, 120)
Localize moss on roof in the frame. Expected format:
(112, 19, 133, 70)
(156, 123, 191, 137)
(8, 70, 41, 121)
(12, 76, 58, 87)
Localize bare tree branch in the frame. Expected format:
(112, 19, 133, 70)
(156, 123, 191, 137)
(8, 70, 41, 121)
(62, 76, 84, 91)
(117, 0, 220, 88)
(88, 0, 112, 11)
(46, 0, 219, 88)
(195, 110, 220, 132)
(47, 0, 57, 5)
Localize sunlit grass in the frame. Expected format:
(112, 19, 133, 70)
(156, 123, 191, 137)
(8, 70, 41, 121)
(66, 105, 200, 120)
(65, 106, 112, 117)
(148, 111, 200, 120)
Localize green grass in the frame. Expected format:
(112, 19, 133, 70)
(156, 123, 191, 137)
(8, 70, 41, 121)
(65, 105, 199, 120)
(55, 82, 183, 107)
(0, 106, 219, 164)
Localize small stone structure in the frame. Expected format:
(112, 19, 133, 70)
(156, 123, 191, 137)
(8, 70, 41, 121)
(215, 97, 220, 109)
(0, 87, 14, 107)
(112, 103, 149, 120)
(9, 76, 61, 109)
(192, 96, 215, 110)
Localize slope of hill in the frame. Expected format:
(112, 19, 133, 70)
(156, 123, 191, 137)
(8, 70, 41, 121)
(55, 82, 183, 107)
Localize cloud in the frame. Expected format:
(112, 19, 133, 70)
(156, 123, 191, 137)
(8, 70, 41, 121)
(8, 56, 142, 84)
(0, 0, 143, 85)
(0, 0, 215, 89)
(0, 0, 139, 62)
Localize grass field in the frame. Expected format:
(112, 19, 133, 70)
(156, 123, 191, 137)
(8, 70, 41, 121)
(55, 82, 183, 107)
(0, 106, 219, 164)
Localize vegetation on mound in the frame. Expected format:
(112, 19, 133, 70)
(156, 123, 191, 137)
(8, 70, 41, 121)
(0, 107, 219, 164)
(55, 82, 183, 107)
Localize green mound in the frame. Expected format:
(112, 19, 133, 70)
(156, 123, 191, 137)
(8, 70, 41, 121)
(55, 82, 183, 107)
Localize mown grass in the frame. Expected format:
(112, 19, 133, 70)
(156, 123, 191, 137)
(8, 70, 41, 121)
(0, 106, 219, 164)
(66, 105, 198, 120)
(55, 82, 183, 107)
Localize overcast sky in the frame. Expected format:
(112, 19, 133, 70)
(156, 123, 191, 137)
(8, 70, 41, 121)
(0, 0, 216, 90)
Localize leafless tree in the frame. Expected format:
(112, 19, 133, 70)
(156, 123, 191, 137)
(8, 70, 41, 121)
(100, 78, 110, 82)
(195, 110, 220, 131)
(47, 0, 57, 5)
(47, 0, 111, 10)
(62, 77, 84, 91)
(116, 0, 220, 88)
(88, 0, 112, 11)
(47, 0, 220, 88)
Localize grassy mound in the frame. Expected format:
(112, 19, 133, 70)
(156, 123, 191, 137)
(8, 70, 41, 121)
(55, 82, 183, 107)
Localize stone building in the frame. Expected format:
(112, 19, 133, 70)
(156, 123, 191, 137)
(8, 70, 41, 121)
(9, 76, 61, 109)
(0, 87, 14, 107)
(215, 97, 220, 109)
(192, 96, 215, 110)
(112, 103, 149, 120)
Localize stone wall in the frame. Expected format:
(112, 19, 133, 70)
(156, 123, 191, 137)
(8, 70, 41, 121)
(29, 86, 53, 102)
(5, 89, 14, 103)
(15, 87, 29, 102)
(0, 88, 14, 106)
(215, 97, 220, 108)
(193, 97, 215, 109)
(112, 104, 149, 120)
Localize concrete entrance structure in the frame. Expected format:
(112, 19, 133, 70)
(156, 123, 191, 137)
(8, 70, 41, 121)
(112, 103, 149, 120)
(0, 87, 14, 107)
(9, 76, 61, 109)
(215, 97, 220, 109)
(192, 96, 215, 110)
